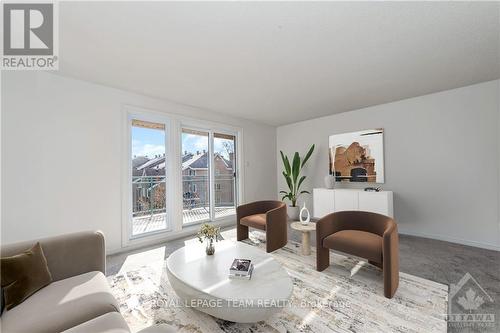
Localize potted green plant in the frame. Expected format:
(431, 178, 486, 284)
(197, 223, 221, 255)
(280, 144, 315, 220)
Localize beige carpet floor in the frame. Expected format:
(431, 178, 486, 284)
(108, 229, 448, 332)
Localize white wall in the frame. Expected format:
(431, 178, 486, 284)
(1, 71, 277, 252)
(277, 80, 500, 250)
(2, 72, 499, 252)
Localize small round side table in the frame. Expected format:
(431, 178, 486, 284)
(290, 222, 316, 256)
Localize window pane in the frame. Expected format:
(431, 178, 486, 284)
(182, 129, 210, 224)
(131, 120, 167, 236)
(213, 133, 236, 219)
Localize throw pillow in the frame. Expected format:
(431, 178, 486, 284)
(1, 242, 53, 310)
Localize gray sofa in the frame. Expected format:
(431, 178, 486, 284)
(1, 231, 173, 333)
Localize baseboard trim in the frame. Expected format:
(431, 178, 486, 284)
(107, 219, 235, 255)
(107, 223, 500, 254)
(399, 229, 500, 252)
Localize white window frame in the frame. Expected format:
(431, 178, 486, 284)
(122, 107, 174, 246)
(121, 105, 244, 249)
(180, 123, 241, 227)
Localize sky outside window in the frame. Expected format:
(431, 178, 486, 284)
(132, 126, 165, 158)
(132, 126, 234, 159)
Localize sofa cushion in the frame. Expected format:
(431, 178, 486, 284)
(62, 312, 130, 333)
(1, 271, 119, 333)
(240, 214, 266, 230)
(1, 242, 53, 310)
(323, 230, 383, 263)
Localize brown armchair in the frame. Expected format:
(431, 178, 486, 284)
(237, 201, 288, 253)
(316, 211, 399, 298)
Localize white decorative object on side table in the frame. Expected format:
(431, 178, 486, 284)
(290, 221, 316, 256)
(299, 202, 310, 225)
(166, 240, 293, 323)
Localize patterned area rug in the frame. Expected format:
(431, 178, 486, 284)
(108, 230, 448, 332)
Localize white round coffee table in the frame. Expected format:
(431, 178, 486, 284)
(290, 222, 316, 255)
(166, 240, 293, 323)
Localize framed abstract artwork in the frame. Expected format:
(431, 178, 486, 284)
(328, 129, 384, 183)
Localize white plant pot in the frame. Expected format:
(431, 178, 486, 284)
(287, 206, 300, 220)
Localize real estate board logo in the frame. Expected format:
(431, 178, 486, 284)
(447, 272, 495, 329)
(2, 2, 58, 70)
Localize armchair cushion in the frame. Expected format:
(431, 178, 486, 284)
(237, 201, 287, 252)
(323, 230, 383, 263)
(239, 214, 266, 230)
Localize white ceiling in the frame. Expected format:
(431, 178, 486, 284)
(58, 2, 500, 126)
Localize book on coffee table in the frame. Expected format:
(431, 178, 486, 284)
(229, 259, 253, 279)
(229, 263, 253, 280)
(230, 259, 251, 274)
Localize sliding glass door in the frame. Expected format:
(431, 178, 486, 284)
(125, 107, 241, 244)
(182, 128, 238, 225)
(213, 133, 237, 219)
(181, 129, 210, 224)
(131, 119, 168, 237)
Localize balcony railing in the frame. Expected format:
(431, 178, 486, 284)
(131, 175, 236, 235)
(132, 176, 166, 218)
(182, 174, 236, 209)
(182, 175, 209, 211)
